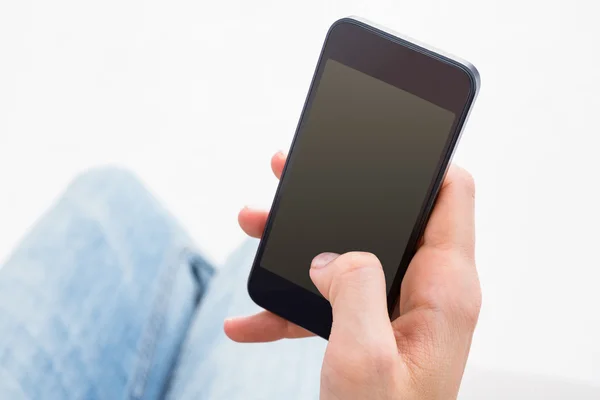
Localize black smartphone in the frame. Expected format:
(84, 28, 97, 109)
(247, 17, 480, 339)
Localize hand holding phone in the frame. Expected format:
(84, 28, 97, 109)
(227, 16, 482, 399)
(229, 153, 481, 399)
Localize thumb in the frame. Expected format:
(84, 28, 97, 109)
(310, 252, 395, 344)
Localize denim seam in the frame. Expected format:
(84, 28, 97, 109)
(127, 243, 192, 400)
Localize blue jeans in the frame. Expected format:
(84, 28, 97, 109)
(0, 168, 326, 399)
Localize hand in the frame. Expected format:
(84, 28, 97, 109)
(228, 151, 481, 399)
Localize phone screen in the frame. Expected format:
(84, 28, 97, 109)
(260, 58, 456, 294)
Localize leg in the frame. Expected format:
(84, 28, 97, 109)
(167, 239, 327, 400)
(0, 168, 214, 400)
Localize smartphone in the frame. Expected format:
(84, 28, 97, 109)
(247, 17, 480, 339)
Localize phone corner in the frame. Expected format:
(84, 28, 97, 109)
(448, 57, 481, 102)
(463, 60, 481, 96)
(326, 16, 361, 36)
(330, 16, 356, 27)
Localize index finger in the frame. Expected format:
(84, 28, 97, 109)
(224, 310, 314, 342)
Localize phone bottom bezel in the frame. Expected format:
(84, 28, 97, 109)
(248, 266, 333, 339)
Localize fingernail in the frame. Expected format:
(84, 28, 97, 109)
(311, 252, 339, 269)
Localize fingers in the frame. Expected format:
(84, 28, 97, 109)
(422, 165, 476, 259)
(224, 310, 314, 342)
(310, 252, 396, 345)
(271, 151, 286, 179)
(237, 151, 287, 238)
(238, 207, 269, 238)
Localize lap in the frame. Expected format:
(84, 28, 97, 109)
(0, 167, 325, 400)
(0, 168, 213, 400)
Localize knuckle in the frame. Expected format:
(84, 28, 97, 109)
(339, 252, 382, 272)
(431, 235, 475, 266)
(454, 284, 482, 329)
(465, 287, 483, 326)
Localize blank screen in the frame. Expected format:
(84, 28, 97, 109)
(260, 59, 456, 294)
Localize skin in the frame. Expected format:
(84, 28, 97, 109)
(227, 151, 482, 399)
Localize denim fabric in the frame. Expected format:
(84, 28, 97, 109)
(0, 167, 325, 400)
(166, 239, 326, 399)
(0, 168, 214, 399)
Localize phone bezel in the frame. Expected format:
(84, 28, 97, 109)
(247, 17, 480, 340)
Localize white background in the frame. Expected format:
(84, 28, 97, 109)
(1, 0, 599, 394)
